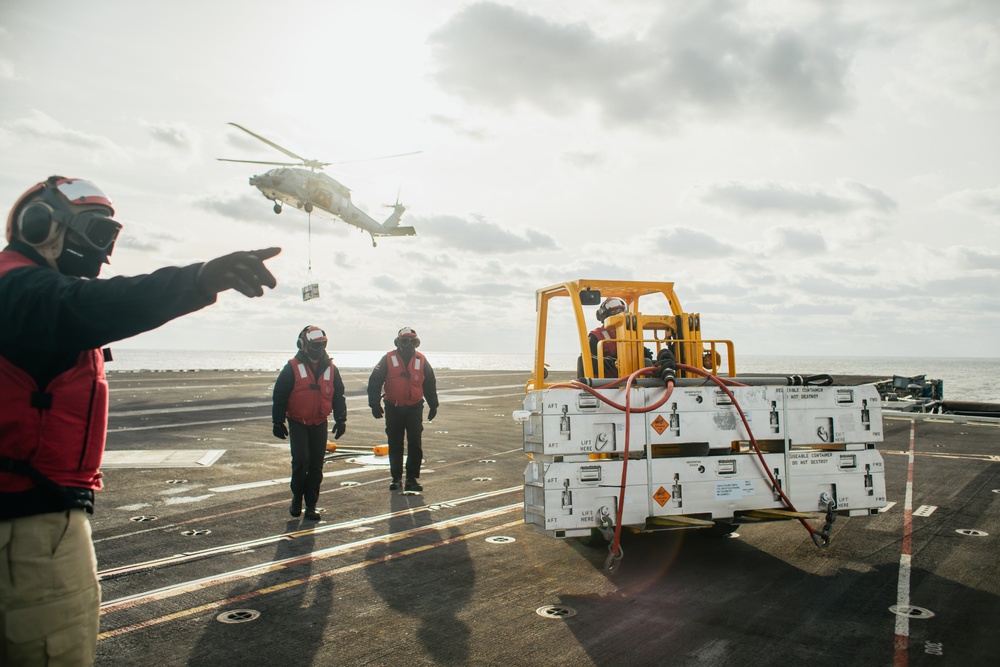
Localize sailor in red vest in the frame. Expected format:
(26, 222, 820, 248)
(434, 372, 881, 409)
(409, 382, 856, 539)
(0, 175, 279, 666)
(271, 326, 347, 520)
(367, 327, 439, 491)
(587, 297, 628, 377)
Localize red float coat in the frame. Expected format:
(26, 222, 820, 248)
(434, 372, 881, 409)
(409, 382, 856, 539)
(383, 350, 427, 406)
(285, 357, 335, 425)
(589, 324, 617, 357)
(0, 252, 107, 492)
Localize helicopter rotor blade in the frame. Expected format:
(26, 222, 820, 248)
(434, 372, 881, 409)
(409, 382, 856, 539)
(227, 122, 311, 163)
(328, 150, 422, 166)
(217, 158, 303, 167)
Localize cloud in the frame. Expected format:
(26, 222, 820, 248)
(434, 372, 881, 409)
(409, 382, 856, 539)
(653, 227, 739, 258)
(791, 274, 899, 300)
(427, 113, 491, 140)
(692, 179, 898, 217)
(3, 110, 126, 157)
(878, 3, 1000, 109)
(372, 274, 404, 291)
(142, 121, 195, 150)
(430, 1, 857, 130)
(561, 151, 605, 169)
(0, 56, 15, 81)
(916, 274, 1000, 300)
(116, 233, 164, 253)
(954, 247, 1000, 271)
(415, 213, 558, 253)
(938, 187, 1000, 220)
(767, 226, 827, 255)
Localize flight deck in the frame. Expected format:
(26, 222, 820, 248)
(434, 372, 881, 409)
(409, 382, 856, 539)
(92, 368, 999, 666)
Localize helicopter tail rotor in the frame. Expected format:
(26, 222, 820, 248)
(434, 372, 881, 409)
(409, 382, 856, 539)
(381, 189, 406, 231)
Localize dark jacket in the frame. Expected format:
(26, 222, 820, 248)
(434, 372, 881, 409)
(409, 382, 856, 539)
(0, 241, 217, 519)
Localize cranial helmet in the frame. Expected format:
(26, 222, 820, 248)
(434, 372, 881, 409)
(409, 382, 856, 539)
(596, 297, 627, 323)
(394, 326, 420, 348)
(7, 176, 119, 248)
(6, 176, 121, 277)
(297, 325, 328, 352)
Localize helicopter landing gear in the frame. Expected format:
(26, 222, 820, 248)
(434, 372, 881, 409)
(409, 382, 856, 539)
(304, 202, 313, 213)
(273, 202, 282, 214)
(371, 237, 378, 247)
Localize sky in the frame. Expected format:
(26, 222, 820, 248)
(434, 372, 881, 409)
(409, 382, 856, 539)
(1, 0, 998, 359)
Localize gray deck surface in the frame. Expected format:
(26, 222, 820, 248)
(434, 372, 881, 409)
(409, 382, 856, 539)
(91, 369, 1000, 666)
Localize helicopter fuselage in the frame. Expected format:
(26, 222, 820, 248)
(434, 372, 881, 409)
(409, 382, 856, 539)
(249, 167, 413, 241)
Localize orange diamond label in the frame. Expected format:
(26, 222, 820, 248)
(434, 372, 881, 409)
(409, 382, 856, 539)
(651, 415, 669, 435)
(653, 486, 672, 507)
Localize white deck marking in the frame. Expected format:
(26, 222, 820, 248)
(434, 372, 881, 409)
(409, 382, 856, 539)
(893, 421, 917, 664)
(100, 502, 522, 610)
(100, 449, 226, 468)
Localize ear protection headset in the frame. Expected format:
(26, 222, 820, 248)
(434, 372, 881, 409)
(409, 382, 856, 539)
(7, 180, 49, 245)
(19, 199, 61, 245)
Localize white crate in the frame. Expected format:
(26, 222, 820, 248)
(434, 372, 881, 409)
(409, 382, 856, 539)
(522, 383, 887, 538)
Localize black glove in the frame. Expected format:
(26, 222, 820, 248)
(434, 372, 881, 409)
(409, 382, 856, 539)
(273, 422, 288, 439)
(333, 420, 346, 439)
(371, 405, 384, 419)
(655, 348, 677, 383)
(196, 247, 281, 298)
(427, 407, 437, 422)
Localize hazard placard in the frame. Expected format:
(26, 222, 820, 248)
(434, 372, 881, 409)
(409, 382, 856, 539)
(653, 486, 672, 507)
(651, 415, 669, 435)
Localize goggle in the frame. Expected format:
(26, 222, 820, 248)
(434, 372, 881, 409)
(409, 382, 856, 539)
(44, 179, 122, 253)
(62, 212, 122, 253)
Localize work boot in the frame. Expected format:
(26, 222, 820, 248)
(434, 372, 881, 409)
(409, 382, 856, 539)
(289, 497, 302, 517)
(389, 479, 402, 491)
(304, 507, 321, 521)
(404, 479, 423, 492)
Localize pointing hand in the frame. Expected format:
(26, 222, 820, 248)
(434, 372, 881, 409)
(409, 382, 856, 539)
(197, 247, 281, 298)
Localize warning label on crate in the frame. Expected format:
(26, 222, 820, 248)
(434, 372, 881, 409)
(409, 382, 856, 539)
(715, 479, 754, 500)
(651, 415, 669, 435)
(653, 486, 672, 507)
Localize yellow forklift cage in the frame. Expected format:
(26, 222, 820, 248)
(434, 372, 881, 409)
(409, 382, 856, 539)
(528, 279, 735, 391)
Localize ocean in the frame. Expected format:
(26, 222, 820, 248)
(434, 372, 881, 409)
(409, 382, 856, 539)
(107, 349, 1000, 403)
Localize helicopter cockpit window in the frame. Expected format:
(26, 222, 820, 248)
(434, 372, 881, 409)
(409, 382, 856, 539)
(314, 190, 332, 209)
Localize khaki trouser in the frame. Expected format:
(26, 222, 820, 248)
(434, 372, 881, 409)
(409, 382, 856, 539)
(0, 510, 100, 666)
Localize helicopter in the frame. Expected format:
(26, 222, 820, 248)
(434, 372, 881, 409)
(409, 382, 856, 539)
(218, 123, 419, 247)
